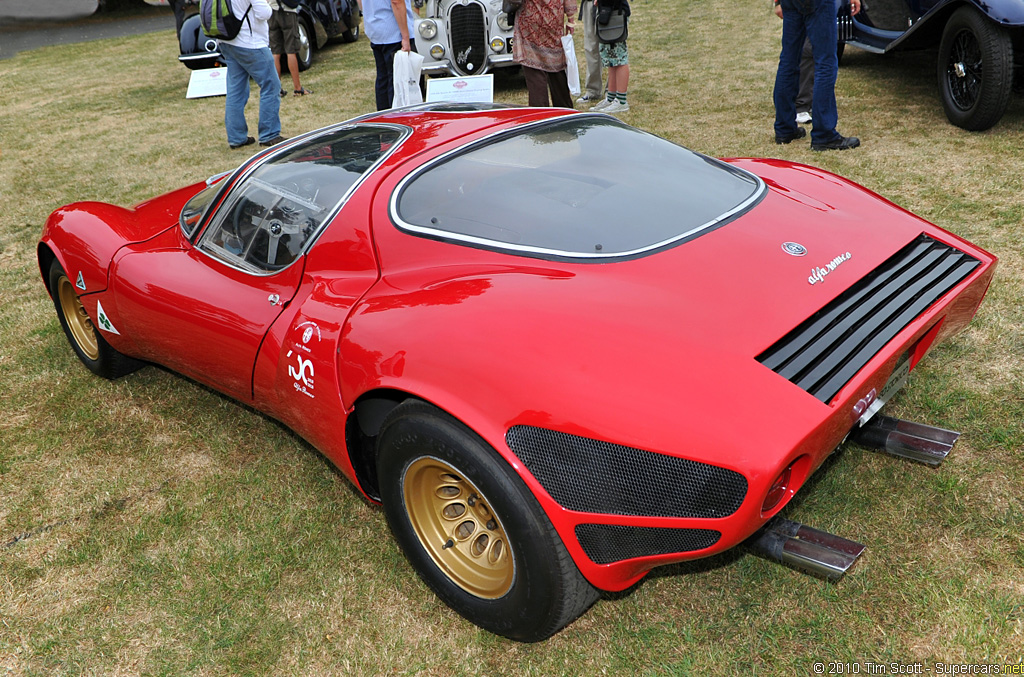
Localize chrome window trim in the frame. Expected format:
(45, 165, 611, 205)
(194, 122, 411, 277)
(389, 113, 767, 261)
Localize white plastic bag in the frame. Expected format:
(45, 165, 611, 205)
(392, 50, 425, 108)
(562, 33, 581, 98)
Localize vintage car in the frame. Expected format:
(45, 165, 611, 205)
(39, 104, 996, 641)
(178, 0, 360, 71)
(412, 0, 516, 76)
(837, 0, 1024, 130)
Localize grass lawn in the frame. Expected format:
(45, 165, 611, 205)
(1, 0, 1022, 674)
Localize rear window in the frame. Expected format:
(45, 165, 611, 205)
(393, 116, 764, 260)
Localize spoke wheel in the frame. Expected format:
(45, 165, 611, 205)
(56, 272, 100, 361)
(937, 7, 1012, 131)
(945, 29, 982, 111)
(404, 457, 514, 599)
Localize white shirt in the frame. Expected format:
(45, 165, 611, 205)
(221, 0, 273, 49)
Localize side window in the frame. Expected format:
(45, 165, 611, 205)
(196, 124, 405, 274)
(202, 178, 321, 272)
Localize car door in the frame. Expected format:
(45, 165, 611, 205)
(856, 0, 915, 31)
(110, 124, 409, 405)
(110, 179, 308, 403)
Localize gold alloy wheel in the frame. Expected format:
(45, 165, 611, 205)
(403, 457, 515, 599)
(56, 274, 100, 362)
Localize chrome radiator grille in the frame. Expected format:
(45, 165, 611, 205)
(448, 3, 487, 75)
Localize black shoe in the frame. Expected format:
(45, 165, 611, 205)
(229, 136, 255, 149)
(812, 134, 861, 151)
(775, 127, 806, 144)
(259, 135, 287, 147)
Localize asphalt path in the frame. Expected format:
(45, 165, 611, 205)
(0, 1, 177, 60)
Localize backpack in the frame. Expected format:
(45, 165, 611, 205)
(501, 0, 522, 24)
(200, 0, 252, 40)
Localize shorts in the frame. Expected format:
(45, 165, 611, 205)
(599, 41, 628, 68)
(269, 10, 301, 55)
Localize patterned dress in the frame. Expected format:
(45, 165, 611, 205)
(513, 0, 577, 73)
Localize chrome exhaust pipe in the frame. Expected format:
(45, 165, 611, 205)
(851, 415, 960, 467)
(746, 518, 866, 582)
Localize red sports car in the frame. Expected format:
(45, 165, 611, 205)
(38, 104, 996, 641)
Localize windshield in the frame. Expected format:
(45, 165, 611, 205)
(393, 116, 764, 260)
(180, 181, 221, 238)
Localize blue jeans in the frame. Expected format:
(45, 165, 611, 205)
(773, 0, 840, 145)
(219, 42, 281, 145)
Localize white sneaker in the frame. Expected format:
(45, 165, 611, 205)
(591, 98, 615, 111)
(576, 93, 597, 104)
(603, 99, 630, 114)
(796, 111, 812, 124)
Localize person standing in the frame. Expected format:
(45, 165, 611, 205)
(358, 0, 418, 111)
(577, 0, 602, 105)
(772, 0, 860, 150)
(775, 0, 813, 124)
(590, 0, 629, 113)
(269, 0, 312, 96)
(513, 0, 577, 109)
(218, 0, 286, 149)
(170, 0, 188, 40)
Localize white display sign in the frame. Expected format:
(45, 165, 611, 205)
(425, 74, 494, 104)
(186, 68, 228, 99)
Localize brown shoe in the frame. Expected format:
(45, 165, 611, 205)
(259, 135, 288, 147)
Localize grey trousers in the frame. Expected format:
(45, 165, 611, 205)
(580, 0, 602, 98)
(797, 38, 813, 114)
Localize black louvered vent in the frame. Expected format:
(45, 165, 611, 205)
(448, 3, 487, 75)
(575, 524, 721, 565)
(757, 234, 980, 404)
(505, 426, 747, 518)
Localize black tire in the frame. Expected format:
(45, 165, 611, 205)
(937, 6, 1013, 131)
(48, 259, 143, 380)
(376, 400, 598, 642)
(296, 19, 313, 71)
(341, 20, 359, 43)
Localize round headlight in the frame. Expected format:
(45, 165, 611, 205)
(429, 44, 446, 60)
(490, 37, 505, 52)
(418, 20, 438, 40)
(496, 12, 512, 32)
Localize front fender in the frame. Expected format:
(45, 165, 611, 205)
(848, 0, 1024, 54)
(299, 8, 330, 48)
(39, 203, 139, 296)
